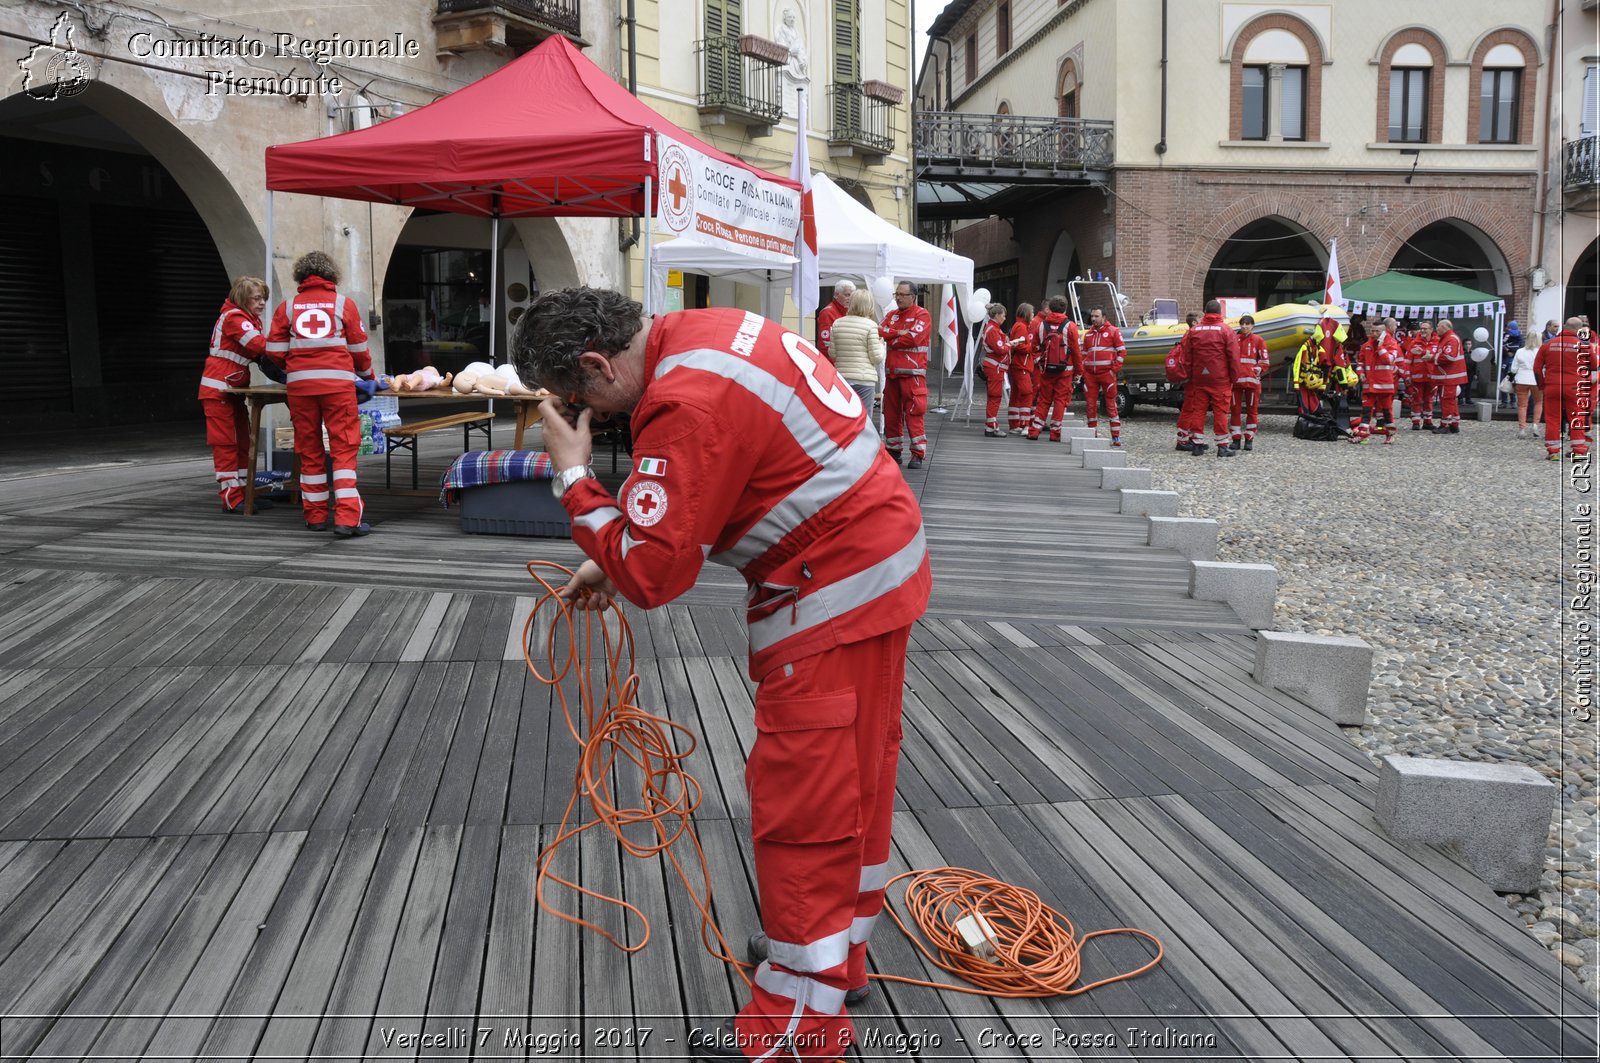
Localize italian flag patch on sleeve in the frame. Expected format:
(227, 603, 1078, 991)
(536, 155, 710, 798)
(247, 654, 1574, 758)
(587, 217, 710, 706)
(636, 457, 668, 475)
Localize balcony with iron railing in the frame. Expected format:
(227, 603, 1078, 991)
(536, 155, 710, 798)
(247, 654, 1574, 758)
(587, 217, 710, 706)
(1565, 135, 1600, 201)
(696, 35, 784, 137)
(914, 111, 1114, 177)
(828, 82, 898, 163)
(434, 0, 585, 54)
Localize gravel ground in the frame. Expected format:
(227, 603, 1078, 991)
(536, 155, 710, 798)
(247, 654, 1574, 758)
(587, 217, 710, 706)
(1115, 403, 1599, 991)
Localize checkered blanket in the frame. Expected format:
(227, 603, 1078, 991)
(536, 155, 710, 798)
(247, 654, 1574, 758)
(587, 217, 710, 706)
(440, 449, 556, 506)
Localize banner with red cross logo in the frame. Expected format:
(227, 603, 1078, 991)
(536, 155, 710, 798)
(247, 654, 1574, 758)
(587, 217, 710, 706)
(654, 134, 800, 258)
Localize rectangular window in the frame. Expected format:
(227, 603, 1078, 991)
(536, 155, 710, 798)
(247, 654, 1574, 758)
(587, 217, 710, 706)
(1242, 66, 1267, 140)
(997, 2, 1011, 56)
(1388, 68, 1428, 142)
(1583, 64, 1599, 137)
(1480, 68, 1520, 143)
(1280, 66, 1306, 141)
(965, 34, 977, 83)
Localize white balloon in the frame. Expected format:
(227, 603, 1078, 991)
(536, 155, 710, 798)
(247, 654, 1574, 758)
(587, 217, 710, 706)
(1470, 346, 1490, 362)
(868, 276, 895, 309)
(1473, 326, 1490, 343)
(968, 287, 992, 319)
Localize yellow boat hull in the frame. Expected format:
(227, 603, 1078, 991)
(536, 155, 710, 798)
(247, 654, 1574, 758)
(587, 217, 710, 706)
(1121, 303, 1348, 386)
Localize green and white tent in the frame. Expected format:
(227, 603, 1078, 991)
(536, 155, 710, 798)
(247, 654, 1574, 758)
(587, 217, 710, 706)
(1304, 271, 1506, 320)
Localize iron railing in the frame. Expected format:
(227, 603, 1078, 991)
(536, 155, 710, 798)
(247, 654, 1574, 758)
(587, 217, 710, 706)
(696, 36, 783, 125)
(436, 0, 581, 38)
(914, 111, 1114, 172)
(1565, 135, 1600, 192)
(828, 83, 894, 154)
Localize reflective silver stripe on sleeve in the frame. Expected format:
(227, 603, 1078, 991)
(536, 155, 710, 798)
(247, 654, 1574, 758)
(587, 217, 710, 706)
(286, 369, 357, 383)
(209, 348, 252, 366)
(199, 377, 232, 392)
(334, 295, 348, 337)
(574, 506, 622, 535)
(710, 429, 880, 571)
(348, 342, 370, 355)
(764, 927, 850, 973)
(859, 862, 890, 893)
(849, 913, 878, 944)
(747, 525, 926, 653)
(621, 529, 643, 559)
(753, 965, 847, 1016)
(265, 340, 289, 353)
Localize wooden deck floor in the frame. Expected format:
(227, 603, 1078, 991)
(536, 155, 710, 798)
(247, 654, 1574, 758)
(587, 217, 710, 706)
(0, 413, 1591, 1061)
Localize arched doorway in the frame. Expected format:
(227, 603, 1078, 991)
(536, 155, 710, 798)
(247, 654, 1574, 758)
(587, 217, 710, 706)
(1043, 230, 1080, 302)
(1565, 237, 1598, 326)
(1388, 219, 1510, 299)
(1204, 216, 1326, 309)
(0, 84, 254, 429)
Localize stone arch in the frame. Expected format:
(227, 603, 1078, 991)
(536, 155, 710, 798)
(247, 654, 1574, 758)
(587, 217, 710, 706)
(1373, 28, 1447, 144)
(1057, 56, 1079, 118)
(1180, 192, 1336, 299)
(1227, 13, 1325, 142)
(1368, 199, 1521, 295)
(1203, 215, 1329, 307)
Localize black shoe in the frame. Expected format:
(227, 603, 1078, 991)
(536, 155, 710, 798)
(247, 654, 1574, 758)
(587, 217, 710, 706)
(1242, 439, 1253, 451)
(1190, 443, 1207, 456)
(1411, 423, 1421, 431)
(1432, 426, 1450, 434)
(1448, 425, 1460, 434)
(887, 450, 903, 465)
(906, 456, 924, 470)
(305, 519, 331, 532)
(332, 522, 371, 538)
(747, 932, 871, 1006)
(1216, 446, 1236, 458)
(1175, 442, 1190, 452)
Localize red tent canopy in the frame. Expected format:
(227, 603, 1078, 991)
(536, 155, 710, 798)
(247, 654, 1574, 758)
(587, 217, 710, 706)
(264, 35, 797, 218)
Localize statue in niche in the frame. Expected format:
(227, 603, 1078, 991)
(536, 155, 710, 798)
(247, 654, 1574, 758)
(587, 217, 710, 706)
(775, 7, 810, 117)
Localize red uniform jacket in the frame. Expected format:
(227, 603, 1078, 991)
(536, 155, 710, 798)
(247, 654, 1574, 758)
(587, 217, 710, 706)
(1032, 311, 1079, 372)
(1431, 329, 1467, 385)
(1403, 335, 1435, 386)
(1172, 313, 1237, 388)
(1534, 331, 1596, 388)
(561, 309, 932, 680)
(981, 321, 1011, 372)
(1357, 334, 1402, 393)
(264, 276, 373, 396)
(198, 299, 267, 399)
(1235, 332, 1270, 390)
(1008, 318, 1035, 372)
(879, 304, 933, 377)
(1080, 321, 1126, 376)
(816, 296, 848, 361)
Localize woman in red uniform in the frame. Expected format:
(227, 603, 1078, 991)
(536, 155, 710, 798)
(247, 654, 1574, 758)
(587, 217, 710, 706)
(198, 276, 272, 512)
(980, 303, 1012, 436)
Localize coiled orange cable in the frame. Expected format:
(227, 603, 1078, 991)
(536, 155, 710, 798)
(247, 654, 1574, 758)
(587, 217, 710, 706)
(522, 562, 1162, 999)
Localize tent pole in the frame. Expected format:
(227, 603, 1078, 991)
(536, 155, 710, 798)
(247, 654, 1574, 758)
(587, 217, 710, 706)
(643, 176, 655, 315)
(264, 190, 275, 472)
(489, 214, 500, 366)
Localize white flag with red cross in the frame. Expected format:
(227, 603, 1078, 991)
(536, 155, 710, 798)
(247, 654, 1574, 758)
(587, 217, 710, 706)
(1324, 239, 1346, 309)
(789, 90, 819, 320)
(938, 287, 960, 372)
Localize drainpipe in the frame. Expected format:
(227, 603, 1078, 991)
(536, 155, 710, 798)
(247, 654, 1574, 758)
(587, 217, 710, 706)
(619, 0, 642, 252)
(1530, 0, 1560, 311)
(934, 36, 953, 109)
(1155, 0, 1168, 155)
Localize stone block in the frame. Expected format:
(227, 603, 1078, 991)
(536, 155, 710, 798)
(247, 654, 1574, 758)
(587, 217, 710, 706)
(1063, 426, 1096, 439)
(1474, 399, 1496, 423)
(1082, 449, 1127, 470)
(1071, 435, 1113, 454)
(1119, 489, 1179, 518)
(1189, 560, 1277, 629)
(1253, 629, 1372, 725)
(1101, 467, 1152, 491)
(1147, 516, 1218, 562)
(1376, 755, 1555, 893)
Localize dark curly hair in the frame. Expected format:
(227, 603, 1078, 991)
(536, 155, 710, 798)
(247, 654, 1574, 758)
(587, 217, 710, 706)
(510, 287, 643, 394)
(293, 250, 339, 284)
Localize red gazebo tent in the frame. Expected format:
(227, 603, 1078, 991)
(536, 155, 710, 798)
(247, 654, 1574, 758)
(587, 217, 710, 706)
(263, 33, 799, 341)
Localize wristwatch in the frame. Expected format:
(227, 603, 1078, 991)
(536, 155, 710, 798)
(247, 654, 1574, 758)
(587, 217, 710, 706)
(550, 464, 595, 500)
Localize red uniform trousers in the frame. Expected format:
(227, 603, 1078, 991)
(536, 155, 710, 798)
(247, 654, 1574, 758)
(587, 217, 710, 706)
(1436, 383, 1461, 428)
(981, 358, 1007, 431)
(1408, 379, 1436, 428)
(1006, 364, 1034, 430)
(737, 626, 911, 1060)
(1030, 369, 1073, 439)
(1081, 371, 1120, 440)
(1544, 383, 1592, 457)
(1179, 382, 1232, 447)
(287, 390, 364, 526)
(1229, 385, 1261, 445)
(202, 395, 251, 509)
(1360, 390, 1397, 441)
(882, 373, 927, 459)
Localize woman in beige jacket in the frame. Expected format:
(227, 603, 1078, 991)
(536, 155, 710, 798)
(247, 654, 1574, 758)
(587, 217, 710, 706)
(827, 288, 886, 422)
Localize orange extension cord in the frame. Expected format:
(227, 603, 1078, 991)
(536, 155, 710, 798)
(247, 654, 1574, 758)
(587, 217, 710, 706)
(521, 561, 1163, 999)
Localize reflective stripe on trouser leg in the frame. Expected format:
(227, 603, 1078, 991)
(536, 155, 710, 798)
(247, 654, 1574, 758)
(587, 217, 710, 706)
(203, 397, 250, 508)
(882, 375, 908, 452)
(320, 392, 365, 526)
(287, 391, 330, 523)
(740, 626, 912, 1060)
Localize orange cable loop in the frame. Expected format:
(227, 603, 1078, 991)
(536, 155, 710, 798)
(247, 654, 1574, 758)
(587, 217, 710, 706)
(522, 560, 1162, 999)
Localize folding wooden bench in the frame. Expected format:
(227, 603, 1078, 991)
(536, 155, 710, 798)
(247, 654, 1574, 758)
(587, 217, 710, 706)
(383, 411, 492, 489)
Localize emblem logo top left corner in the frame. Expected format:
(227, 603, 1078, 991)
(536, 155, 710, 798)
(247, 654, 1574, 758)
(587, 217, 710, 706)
(19, 13, 94, 102)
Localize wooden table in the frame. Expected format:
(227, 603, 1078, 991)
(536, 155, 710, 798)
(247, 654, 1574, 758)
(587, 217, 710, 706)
(228, 385, 545, 515)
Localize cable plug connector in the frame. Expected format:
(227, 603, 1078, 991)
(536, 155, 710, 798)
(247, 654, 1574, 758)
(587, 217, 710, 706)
(955, 912, 999, 964)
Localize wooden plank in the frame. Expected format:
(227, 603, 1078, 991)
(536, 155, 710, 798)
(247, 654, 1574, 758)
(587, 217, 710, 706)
(399, 590, 453, 661)
(387, 661, 476, 828)
(465, 659, 529, 825)
(362, 825, 462, 1056)
(579, 825, 635, 1060)
(0, 666, 146, 775)
(293, 586, 373, 663)
(347, 663, 453, 831)
(305, 663, 426, 834)
(427, 660, 501, 824)
(529, 823, 587, 1049)
(272, 663, 402, 833)
(417, 823, 502, 1050)
(0, 839, 67, 916)
(476, 823, 539, 1057)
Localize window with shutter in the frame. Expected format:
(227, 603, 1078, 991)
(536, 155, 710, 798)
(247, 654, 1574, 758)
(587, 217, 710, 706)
(832, 0, 860, 135)
(704, 0, 743, 104)
(1583, 65, 1598, 137)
